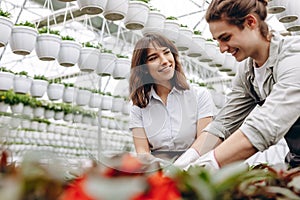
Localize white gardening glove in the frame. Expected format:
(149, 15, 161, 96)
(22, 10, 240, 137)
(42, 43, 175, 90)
(173, 148, 200, 169)
(184, 150, 220, 171)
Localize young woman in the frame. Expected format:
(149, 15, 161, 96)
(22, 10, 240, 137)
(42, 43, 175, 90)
(129, 33, 214, 162)
(181, 0, 300, 169)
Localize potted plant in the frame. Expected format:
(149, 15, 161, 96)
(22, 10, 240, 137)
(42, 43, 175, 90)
(58, 35, 81, 67)
(89, 89, 101, 108)
(53, 103, 64, 120)
(199, 38, 217, 63)
(187, 30, 206, 58)
(77, 0, 107, 15)
(35, 27, 61, 61)
(0, 9, 13, 47)
(124, 0, 150, 30)
(96, 49, 116, 76)
(72, 106, 83, 123)
(62, 82, 76, 103)
(100, 92, 113, 110)
(163, 16, 180, 43)
(141, 6, 165, 35)
(9, 21, 38, 55)
(44, 102, 55, 119)
(113, 54, 130, 80)
(78, 42, 101, 72)
(111, 95, 125, 113)
(76, 87, 91, 106)
(47, 78, 65, 101)
(103, 0, 128, 21)
(176, 24, 193, 51)
(30, 75, 49, 98)
(0, 67, 14, 91)
(13, 71, 32, 94)
(62, 103, 73, 122)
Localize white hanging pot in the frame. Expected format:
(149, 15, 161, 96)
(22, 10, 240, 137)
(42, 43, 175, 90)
(30, 121, 39, 131)
(199, 41, 217, 63)
(22, 105, 33, 117)
(63, 86, 76, 103)
(47, 83, 65, 101)
(54, 111, 64, 120)
(176, 27, 193, 51)
(163, 19, 180, 43)
(34, 107, 45, 118)
(0, 16, 13, 47)
(21, 119, 31, 129)
(35, 33, 61, 61)
(44, 109, 55, 119)
(82, 115, 92, 124)
(187, 35, 205, 57)
(38, 122, 47, 132)
(101, 117, 109, 128)
(142, 11, 165, 35)
(0, 102, 9, 113)
(89, 92, 101, 108)
(30, 79, 49, 98)
(101, 95, 113, 110)
(113, 57, 131, 79)
(10, 103, 24, 114)
(64, 113, 73, 122)
(78, 47, 100, 72)
(122, 101, 130, 115)
(124, 1, 149, 30)
(276, 0, 299, 23)
(13, 75, 32, 94)
(111, 97, 124, 113)
(58, 40, 81, 67)
(76, 89, 91, 106)
(0, 71, 14, 91)
(10, 25, 38, 55)
(77, 0, 107, 15)
(73, 113, 83, 123)
(96, 52, 116, 76)
(267, 0, 285, 14)
(103, 0, 128, 21)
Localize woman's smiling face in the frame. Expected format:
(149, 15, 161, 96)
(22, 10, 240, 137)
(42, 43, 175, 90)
(146, 42, 175, 84)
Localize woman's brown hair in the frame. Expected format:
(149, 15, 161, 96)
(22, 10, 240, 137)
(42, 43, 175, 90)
(205, 0, 269, 40)
(129, 33, 189, 108)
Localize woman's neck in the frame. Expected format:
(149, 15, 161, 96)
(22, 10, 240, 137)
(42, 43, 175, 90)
(154, 83, 172, 105)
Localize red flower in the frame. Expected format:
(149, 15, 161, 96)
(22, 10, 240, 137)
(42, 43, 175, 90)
(133, 171, 181, 200)
(59, 175, 96, 200)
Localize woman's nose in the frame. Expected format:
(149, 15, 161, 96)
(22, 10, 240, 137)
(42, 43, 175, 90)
(160, 54, 169, 64)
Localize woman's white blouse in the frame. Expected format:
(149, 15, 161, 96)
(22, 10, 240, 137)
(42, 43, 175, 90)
(129, 86, 214, 152)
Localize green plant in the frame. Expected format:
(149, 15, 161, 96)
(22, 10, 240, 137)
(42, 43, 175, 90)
(101, 48, 113, 54)
(33, 75, 48, 81)
(0, 9, 11, 18)
(131, 0, 150, 3)
(193, 30, 202, 35)
(180, 24, 188, 28)
(16, 71, 29, 77)
(206, 38, 214, 42)
(61, 35, 75, 41)
(49, 78, 62, 84)
(15, 21, 36, 29)
(63, 82, 74, 88)
(149, 6, 160, 12)
(0, 67, 14, 73)
(116, 54, 129, 59)
(82, 42, 101, 49)
(38, 27, 60, 36)
(166, 16, 178, 20)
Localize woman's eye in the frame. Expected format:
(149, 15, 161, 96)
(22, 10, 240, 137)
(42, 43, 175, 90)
(164, 50, 171, 54)
(147, 56, 156, 61)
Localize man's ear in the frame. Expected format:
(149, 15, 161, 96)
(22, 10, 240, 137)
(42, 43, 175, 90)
(245, 14, 258, 29)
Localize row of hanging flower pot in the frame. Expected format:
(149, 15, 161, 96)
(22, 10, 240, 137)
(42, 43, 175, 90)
(0, 68, 130, 113)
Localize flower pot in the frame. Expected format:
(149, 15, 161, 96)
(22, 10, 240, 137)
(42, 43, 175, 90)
(82, 116, 92, 124)
(111, 97, 124, 113)
(142, 11, 165, 35)
(0, 102, 9, 113)
(113, 57, 130, 79)
(64, 113, 73, 122)
(176, 27, 193, 51)
(10, 25, 38, 55)
(124, 1, 149, 30)
(267, 0, 285, 14)
(47, 83, 65, 101)
(13, 75, 32, 94)
(103, 0, 128, 21)
(0, 71, 14, 91)
(101, 95, 113, 110)
(76, 89, 91, 106)
(187, 35, 205, 57)
(35, 33, 61, 61)
(89, 92, 101, 108)
(63, 86, 76, 103)
(122, 101, 130, 115)
(44, 109, 55, 119)
(77, 0, 107, 15)
(30, 79, 49, 98)
(21, 119, 31, 129)
(163, 19, 180, 43)
(34, 107, 45, 118)
(78, 47, 100, 72)
(38, 122, 47, 132)
(96, 52, 116, 76)
(54, 111, 64, 120)
(10, 103, 24, 114)
(58, 40, 81, 67)
(0, 16, 13, 47)
(199, 42, 217, 63)
(73, 114, 83, 123)
(276, 0, 299, 23)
